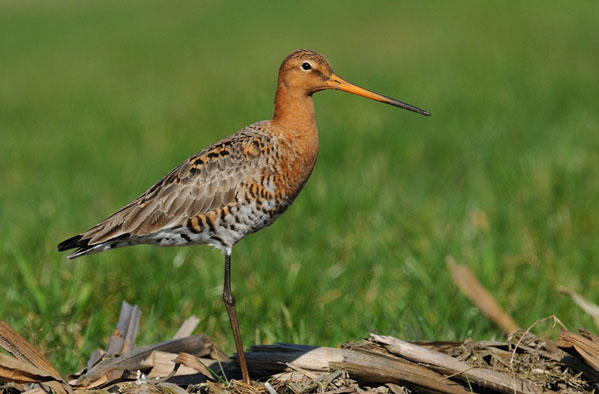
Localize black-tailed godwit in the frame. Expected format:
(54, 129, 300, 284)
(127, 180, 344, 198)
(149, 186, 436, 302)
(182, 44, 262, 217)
(58, 49, 430, 383)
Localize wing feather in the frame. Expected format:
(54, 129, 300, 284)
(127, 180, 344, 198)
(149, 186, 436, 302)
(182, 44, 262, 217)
(73, 122, 274, 246)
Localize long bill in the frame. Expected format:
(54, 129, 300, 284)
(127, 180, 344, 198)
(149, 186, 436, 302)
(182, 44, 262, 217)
(328, 73, 431, 116)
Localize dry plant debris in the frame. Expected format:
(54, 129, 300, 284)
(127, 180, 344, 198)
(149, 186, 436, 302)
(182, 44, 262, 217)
(2, 262, 599, 393)
(557, 287, 599, 330)
(0, 301, 598, 394)
(446, 257, 519, 336)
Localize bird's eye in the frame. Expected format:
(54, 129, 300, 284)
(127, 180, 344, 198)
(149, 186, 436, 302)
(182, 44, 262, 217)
(301, 62, 311, 71)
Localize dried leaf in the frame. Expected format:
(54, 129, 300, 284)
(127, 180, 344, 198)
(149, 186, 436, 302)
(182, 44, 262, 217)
(372, 334, 537, 394)
(143, 351, 203, 379)
(557, 286, 599, 328)
(0, 320, 63, 381)
(105, 301, 141, 356)
(0, 353, 57, 383)
(174, 352, 216, 380)
(557, 330, 599, 371)
(156, 382, 189, 394)
(446, 257, 519, 335)
(77, 334, 210, 387)
(172, 316, 200, 340)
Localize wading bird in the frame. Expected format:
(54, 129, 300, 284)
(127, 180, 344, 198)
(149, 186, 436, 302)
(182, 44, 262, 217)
(58, 49, 430, 383)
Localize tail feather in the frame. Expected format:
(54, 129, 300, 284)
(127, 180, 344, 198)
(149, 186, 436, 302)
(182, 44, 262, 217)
(57, 233, 131, 259)
(57, 234, 87, 251)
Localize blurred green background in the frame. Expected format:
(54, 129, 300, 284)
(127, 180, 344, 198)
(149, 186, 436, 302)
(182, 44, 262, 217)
(1, 0, 598, 373)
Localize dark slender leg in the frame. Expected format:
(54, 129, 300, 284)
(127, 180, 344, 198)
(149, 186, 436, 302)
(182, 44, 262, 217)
(223, 250, 250, 384)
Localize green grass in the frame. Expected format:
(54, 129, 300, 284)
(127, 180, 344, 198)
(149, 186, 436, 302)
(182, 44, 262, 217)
(1, 0, 598, 374)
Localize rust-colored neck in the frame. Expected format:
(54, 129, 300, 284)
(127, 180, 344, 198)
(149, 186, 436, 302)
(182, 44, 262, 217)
(269, 80, 319, 201)
(271, 83, 316, 134)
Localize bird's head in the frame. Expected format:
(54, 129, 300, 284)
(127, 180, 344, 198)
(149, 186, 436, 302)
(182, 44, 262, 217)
(277, 49, 431, 116)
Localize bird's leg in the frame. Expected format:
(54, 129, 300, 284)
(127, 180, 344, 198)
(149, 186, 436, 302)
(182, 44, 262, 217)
(223, 250, 250, 384)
